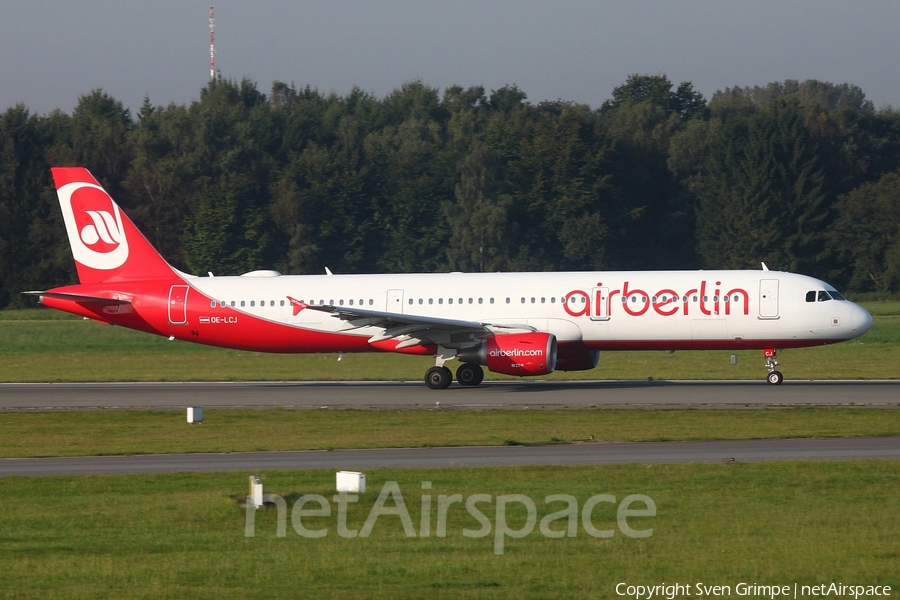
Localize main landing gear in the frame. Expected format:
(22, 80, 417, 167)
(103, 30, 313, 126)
(424, 363, 485, 389)
(425, 366, 452, 389)
(424, 349, 485, 389)
(456, 363, 484, 387)
(764, 348, 783, 385)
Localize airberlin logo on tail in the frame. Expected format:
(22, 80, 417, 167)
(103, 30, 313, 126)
(57, 182, 129, 271)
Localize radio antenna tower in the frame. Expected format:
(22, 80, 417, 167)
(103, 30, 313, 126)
(209, 6, 216, 80)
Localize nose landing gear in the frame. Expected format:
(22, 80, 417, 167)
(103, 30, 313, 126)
(764, 348, 783, 385)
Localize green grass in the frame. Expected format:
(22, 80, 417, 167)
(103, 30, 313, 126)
(1, 303, 898, 382)
(0, 462, 897, 599)
(2, 407, 899, 459)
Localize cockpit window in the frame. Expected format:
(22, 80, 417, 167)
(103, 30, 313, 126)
(805, 291, 816, 303)
(829, 290, 846, 301)
(817, 291, 832, 302)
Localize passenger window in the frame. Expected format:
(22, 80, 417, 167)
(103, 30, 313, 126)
(240, 301, 245, 307)
(806, 291, 816, 302)
(250, 301, 255, 307)
(439, 298, 443, 305)
(818, 291, 832, 302)
(209, 300, 216, 308)
(449, 298, 453, 305)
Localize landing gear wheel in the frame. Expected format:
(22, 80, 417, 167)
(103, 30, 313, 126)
(767, 370, 784, 385)
(456, 363, 484, 387)
(425, 366, 453, 389)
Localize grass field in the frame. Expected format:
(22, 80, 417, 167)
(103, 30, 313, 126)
(2, 306, 897, 597)
(2, 407, 899, 459)
(1, 303, 898, 382)
(1, 462, 897, 599)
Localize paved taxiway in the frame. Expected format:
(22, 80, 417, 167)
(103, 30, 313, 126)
(2, 437, 898, 477)
(1, 380, 899, 411)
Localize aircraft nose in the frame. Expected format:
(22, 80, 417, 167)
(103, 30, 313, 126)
(850, 304, 873, 334)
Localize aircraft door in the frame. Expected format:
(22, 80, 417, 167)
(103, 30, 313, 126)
(168, 285, 189, 325)
(591, 287, 610, 321)
(758, 279, 779, 319)
(387, 289, 404, 314)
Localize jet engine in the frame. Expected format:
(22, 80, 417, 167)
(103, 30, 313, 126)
(457, 332, 557, 376)
(554, 347, 600, 371)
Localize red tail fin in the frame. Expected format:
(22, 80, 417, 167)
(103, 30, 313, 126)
(51, 167, 177, 284)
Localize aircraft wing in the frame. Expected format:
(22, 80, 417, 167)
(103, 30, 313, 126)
(292, 297, 532, 349)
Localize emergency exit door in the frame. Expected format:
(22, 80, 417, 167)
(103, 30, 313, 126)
(168, 285, 189, 325)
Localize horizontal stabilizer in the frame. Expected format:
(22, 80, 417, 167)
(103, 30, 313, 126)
(23, 291, 132, 305)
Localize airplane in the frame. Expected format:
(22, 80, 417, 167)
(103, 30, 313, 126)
(27, 167, 873, 389)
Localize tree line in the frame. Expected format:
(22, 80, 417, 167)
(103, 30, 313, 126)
(1, 74, 899, 309)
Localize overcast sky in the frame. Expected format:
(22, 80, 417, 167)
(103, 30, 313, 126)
(2, 0, 898, 116)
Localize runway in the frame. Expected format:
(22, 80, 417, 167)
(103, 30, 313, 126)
(1, 380, 899, 411)
(1, 437, 897, 476)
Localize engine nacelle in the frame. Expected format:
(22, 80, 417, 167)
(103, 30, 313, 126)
(457, 332, 557, 377)
(554, 348, 600, 372)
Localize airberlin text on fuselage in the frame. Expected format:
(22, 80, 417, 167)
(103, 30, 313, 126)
(564, 281, 750, 319)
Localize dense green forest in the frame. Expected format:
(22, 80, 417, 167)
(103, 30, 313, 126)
(1, 74, 899, 309)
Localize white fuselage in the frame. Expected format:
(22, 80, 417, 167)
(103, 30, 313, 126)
(184, 270, 871, 350)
